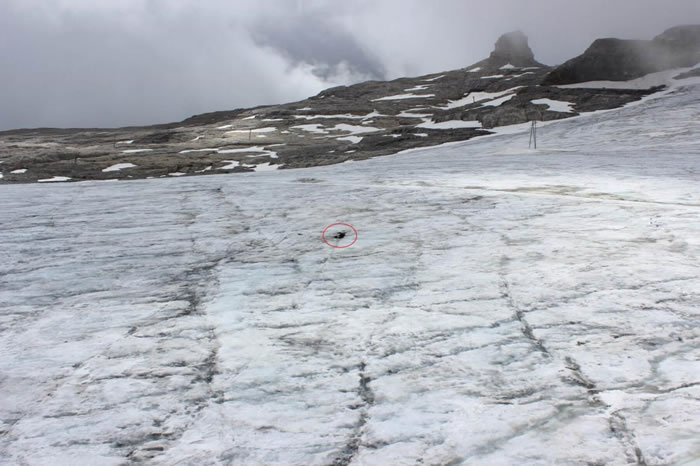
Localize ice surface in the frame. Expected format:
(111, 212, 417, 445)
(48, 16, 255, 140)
(102, 163, 137, 173)
(1, 80, 699, 465)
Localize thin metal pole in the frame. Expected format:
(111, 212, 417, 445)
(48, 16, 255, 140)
(533, 120, 537, 149)
(528, 120, 538, 149)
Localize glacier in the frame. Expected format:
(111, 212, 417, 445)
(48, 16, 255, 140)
(1, 80, 699, 465)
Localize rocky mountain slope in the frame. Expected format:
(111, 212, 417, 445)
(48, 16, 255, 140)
(1, 26, 697, 184)
(544, 25, 700, 85)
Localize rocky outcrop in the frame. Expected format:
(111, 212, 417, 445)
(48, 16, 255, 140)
(544, 25, 700, 85)
(472, 31, 546, 70)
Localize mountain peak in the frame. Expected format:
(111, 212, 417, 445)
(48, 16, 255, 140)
(488, 31, 542, 68)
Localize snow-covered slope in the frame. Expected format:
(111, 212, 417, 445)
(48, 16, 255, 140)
(1, 79, 699, 464)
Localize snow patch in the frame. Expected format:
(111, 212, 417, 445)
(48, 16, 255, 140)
(483, 94, 516, 107)
(337, 136, 363, 144)
(121, 149, 153, 154)
(293, 113, 366, 120)
(179, 148, 219, 154)
(333, 124, 379, 135)
(218, 160, 240, 170)
(227, 127, 277, 134)
(252, 163, 278, 172)
(102, 163, 137, 172)
(404, 85, 431, 92)
(217, 146, 278, 159)
(397, 110, 431, 118)
(292, 123, 379, 136)
(416, 120, 482, 130)
(37, 176, 70, 182)
(442, 88, 521, 109)
(532, 98, 575, 113)
(372, 93, 435, 101)
(291, 124, 328, 134)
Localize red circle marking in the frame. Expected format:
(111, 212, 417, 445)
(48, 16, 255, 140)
(322, 223, 358, 249)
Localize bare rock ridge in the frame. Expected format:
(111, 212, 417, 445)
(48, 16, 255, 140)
(543, 24, 700, 85)
(0, 27, 694, 184)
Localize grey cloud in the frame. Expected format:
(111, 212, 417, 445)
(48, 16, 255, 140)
(250, 12, 386, 81)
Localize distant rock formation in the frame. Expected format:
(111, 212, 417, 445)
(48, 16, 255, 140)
(543, 25, 700, 85)
(472, 31, 546, 70)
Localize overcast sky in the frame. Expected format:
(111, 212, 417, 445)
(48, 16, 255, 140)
(1, 0, 699, 130)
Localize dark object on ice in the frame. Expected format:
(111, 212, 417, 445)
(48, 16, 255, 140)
(333, 231, 347, 240)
